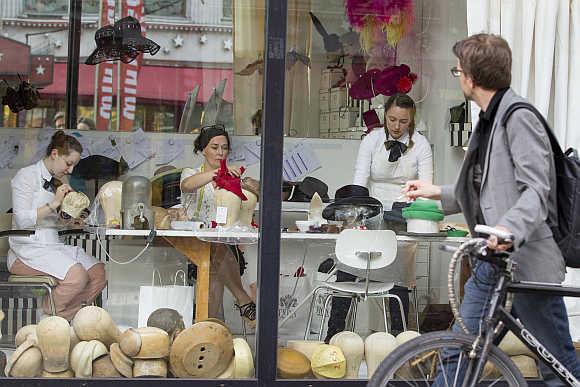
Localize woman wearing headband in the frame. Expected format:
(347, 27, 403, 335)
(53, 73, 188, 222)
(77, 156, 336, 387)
(180, 125, 256, 326)
(8, 131, 106, 321)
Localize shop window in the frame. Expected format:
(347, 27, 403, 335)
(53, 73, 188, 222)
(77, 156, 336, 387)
(223, 0, 233, 21)
(145, 0, 187, 17)
(24, 0, 100, 15)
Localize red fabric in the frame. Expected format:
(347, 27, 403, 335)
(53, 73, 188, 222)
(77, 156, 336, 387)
(213, 159, 247, 200)
(41, 63, 233, 103)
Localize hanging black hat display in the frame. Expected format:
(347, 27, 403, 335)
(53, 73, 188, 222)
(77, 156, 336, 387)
(86, 16, 160, 65)
(1, 76, 41, 113)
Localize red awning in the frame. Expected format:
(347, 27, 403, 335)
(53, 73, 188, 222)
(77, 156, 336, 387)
(41, 63, 233, 103)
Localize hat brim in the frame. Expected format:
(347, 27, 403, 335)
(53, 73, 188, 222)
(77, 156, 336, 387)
(322, 196, 382, 221)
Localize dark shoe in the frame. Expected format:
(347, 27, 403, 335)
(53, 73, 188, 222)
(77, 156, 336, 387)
(235, 301, 256, 328)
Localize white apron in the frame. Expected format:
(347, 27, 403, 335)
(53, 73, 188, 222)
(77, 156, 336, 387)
(8, 162, 99, 280)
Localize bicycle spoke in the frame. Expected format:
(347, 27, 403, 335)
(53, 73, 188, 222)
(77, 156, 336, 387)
(437, 350, 451, 387)
(453, 351, 464, 386)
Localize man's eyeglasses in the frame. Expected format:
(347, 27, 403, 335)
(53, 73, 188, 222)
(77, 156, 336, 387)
(450, 67, 464, 77)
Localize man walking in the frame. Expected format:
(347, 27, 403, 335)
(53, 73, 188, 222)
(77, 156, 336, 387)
(404, 33, 580, 385)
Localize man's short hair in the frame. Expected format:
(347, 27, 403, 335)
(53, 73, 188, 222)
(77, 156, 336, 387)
(453, 33, 512, 90)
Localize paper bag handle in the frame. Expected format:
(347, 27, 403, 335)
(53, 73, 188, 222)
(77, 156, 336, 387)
(174, 269, 187, 286)
(151, 269, 163, 286)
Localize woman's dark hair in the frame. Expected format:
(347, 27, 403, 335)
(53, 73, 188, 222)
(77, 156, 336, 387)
(384, 93, 416, 135)
(45, 130, 83, 157)
(193, 124, 231, 154)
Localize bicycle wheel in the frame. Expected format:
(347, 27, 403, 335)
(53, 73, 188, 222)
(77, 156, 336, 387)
(368, 331, 527, 387)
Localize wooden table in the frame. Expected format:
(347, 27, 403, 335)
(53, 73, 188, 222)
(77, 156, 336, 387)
(95, 228, 469, 322)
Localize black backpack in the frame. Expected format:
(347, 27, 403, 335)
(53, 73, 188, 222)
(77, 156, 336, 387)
(502, 102, 580, 268)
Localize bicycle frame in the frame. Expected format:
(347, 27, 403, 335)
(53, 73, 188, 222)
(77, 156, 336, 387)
(463, 258, 580, 387)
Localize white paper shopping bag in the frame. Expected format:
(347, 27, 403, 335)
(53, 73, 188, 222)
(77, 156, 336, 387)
(138, 270, 195, 328)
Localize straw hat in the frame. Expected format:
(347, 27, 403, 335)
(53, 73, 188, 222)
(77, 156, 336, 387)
(109, 342, 133, 378)
(70, 340, 108, 378)
(92, 355, 121, 378)
(286, 340, 324, 361)
(119, 327, 170, 359)
(329, 331, 364, 379)
(233, 338, 254, 378)
(133, 358, 168, 378)
(147, 308, 185, 342)
(41, 369, 75, 378)
(72, 306, 121, 347)
(5, 339, 43, 377)
(61, 191, 90, 219)
(310, 344, 346, 379)
(395, 330, 420, 345)
(241, 177, 260, 199)
(169, 320, 234, 378)
(277, 347, 311, 379)
(364, 332, 397, 378)
(15, 324, 37, 347)
(36, 315, 71, 373)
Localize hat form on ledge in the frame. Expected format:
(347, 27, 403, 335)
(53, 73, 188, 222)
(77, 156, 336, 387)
(322, 184, 382, 221)
(86, 16, 160, 65)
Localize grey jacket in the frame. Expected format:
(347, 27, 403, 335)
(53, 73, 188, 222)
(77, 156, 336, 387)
(441, 89, 565, 283)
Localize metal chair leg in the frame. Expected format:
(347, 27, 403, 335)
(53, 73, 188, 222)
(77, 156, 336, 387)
(386, 294, 407, 331)
(45, 285, 56, 316)
(381, 297, 389, 333)
(348, 297, 359, 331)
(412, 287, 420, 331)
(318, 293, 333, 342)
(304, 287, 324, 340)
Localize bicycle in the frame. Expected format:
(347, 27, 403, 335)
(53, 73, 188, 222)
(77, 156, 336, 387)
(368, 225, 580, 387)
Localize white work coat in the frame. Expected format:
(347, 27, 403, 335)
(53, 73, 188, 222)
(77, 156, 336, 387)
(345, 129, 433, 285)
(353, 129, 433, 210)
(8, 160, 98, 280)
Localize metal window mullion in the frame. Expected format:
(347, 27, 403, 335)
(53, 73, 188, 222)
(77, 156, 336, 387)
(256, 0, 287, 385)
(65, 0, 82, 129)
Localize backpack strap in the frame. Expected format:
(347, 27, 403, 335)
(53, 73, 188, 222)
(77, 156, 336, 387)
(501, 102, 565, 158)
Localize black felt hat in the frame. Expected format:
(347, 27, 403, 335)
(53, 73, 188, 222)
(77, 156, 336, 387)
(86, 16, 160, 65)
(322, 184, 382, 221)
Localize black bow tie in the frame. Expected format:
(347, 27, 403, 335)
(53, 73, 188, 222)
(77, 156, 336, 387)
(385, 140, 408, 162)
(43, 177, 58, 193)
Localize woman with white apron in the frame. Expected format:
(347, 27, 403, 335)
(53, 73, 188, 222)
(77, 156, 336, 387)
(325, 94, 433, 341)
(8, 131, 106, 321)
(180, 125, 256, 327)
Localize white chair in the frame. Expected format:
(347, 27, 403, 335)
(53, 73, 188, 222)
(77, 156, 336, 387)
(303, 229, 406, 340)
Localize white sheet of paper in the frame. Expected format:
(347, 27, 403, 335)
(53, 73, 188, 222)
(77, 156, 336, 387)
(33, 129, 56, 162)
(281, 142, 321, 181)
(156, 138, 185, 165)
(89, 135, 122, 161)
(215, 206, 228, 224)
(243, 141, 261, 166)
(71, 132, 92, 159)
(0, 135, 21, 172)
(227, 140, 247, 163)
(116, 129, 155, 169)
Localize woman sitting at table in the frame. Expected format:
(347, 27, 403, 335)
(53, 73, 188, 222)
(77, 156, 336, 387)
(8, 131, 107, 321)
(324, 93, 433, 341)
(180, 124, 256, 326)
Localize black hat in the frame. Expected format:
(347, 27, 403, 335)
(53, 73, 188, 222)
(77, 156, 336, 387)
(86, 16, 160, 65)
(322, 184, 382, 221)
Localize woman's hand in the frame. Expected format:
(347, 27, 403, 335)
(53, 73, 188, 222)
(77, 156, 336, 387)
(227, 166, 243, 177)
(402, 180, 442, 201)
(52, 184, 74, 207)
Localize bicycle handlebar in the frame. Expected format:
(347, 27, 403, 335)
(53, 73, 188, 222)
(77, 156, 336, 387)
(474, 225, 514, 243)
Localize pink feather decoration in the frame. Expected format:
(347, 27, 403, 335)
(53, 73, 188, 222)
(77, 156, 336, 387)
(345, 0, 414, 33)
